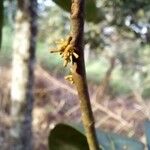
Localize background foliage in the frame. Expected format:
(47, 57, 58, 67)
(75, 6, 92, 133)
(0, 0, 150, 149)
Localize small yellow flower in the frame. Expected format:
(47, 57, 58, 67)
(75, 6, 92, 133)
(50, 36, 78, 67)
(65, 74, 74, 84)
(50, 36, 79, 85)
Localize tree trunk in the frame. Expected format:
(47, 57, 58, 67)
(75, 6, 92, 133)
(0, 0, 3, 49)
(10, 0, 37, 149)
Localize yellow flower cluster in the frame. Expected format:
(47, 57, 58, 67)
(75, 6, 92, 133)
(50, 36, 78, 67)
(50, 36, 79, 84)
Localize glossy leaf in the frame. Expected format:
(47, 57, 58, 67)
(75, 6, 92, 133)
(52, 0, 104, 23)
(70, 124, 144, 150)
(48, 123, 145, 150)
(48, 123, 89, 150)
(144, 120, 150, 150)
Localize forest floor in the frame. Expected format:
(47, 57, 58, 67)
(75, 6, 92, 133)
(0, 65, 150, 150)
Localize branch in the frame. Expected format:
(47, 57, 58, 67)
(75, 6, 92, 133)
(70, 0, 100, 149)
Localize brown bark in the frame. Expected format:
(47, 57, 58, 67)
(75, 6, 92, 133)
(0, 0, 3, 49)
(10, 0, 37, 149)
(70, 0, 100, 149)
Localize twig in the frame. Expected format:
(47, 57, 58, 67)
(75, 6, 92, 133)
(70, 0, 100, 149)
(36, 65, 77, 95)
(92, 101, 132, 129)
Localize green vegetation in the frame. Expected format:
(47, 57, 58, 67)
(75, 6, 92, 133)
(0, 26, 12, 64)
(1, 25, 150, 97)
(0, 0, 150, 149)
(49, 123, 149, 150)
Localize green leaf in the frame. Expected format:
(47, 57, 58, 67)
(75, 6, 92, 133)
(144, 120, 150, 150)
(48, 123, 89, 150)
(52, 0, 71, 12)
(0, 0, 4, 49)
(96, 129, 144, 150)
(48, 123, 144, 150)
(68, 124, 144, 150)
(52, 0, 104, 23)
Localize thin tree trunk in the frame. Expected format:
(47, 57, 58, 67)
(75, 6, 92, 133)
(0, 0, 3, 49)
(10, 0, 37, 149)
(70, 0, 100, 149)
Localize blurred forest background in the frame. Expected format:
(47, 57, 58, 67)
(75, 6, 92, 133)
(0, 0, 150, 149)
